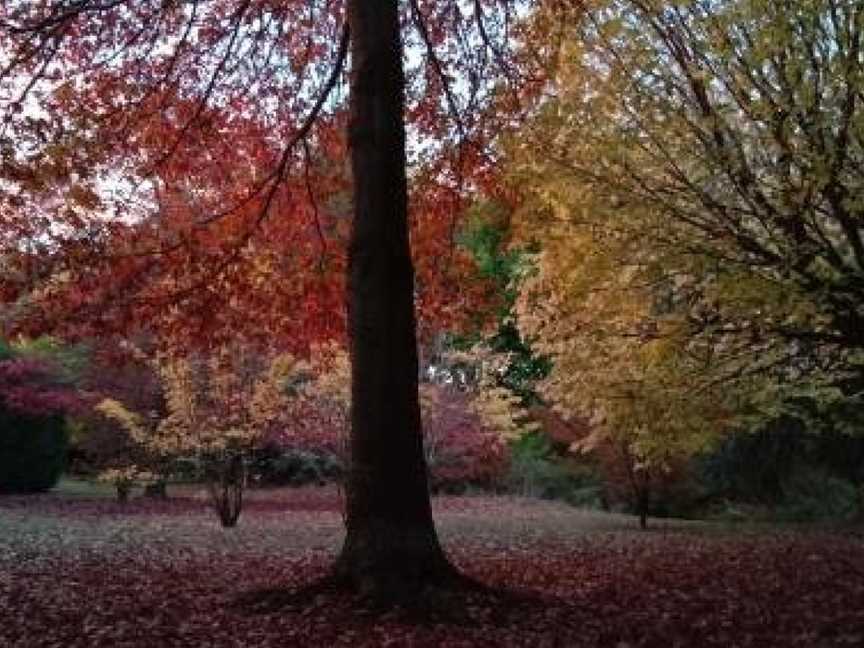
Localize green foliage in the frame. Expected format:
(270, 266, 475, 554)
(504, 433, 604, 507)
(774, 468, 860, 522)
(486, 322, 552, 402)
(0, 408, 68, 493)
(13, 336, 90, 385)
(455, 206, 550, 403)
(458, 206, 524, 297)
(0, 339, 12, 361)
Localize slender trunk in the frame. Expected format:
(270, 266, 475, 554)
(637, 486, 649, 530)
(334, 0, 452, 599)
(116, 481, 130, 503)
(143, 479, 167, 499)
(623, 441, 649, 529)
(208, 453, 244, 528)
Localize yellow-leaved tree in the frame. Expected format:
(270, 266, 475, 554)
(509, 0, 864, 440)
(510, 205, 741, 525)
(505, 0, 825, 524)
(503, 0, 864, 527)
(98, 346, 300, 525)
(295, 343, 535, 490)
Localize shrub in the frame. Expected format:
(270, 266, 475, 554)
(775, 467, 860, 522)
(503, 433, 604, 506)
(0, 346, 81, 493)
(696, 418, 864, 521)
(697, 421, 807, 506)
(250, 446, 344, 486)
(96, 465, 151, 502)
(0, 409, 68, 493)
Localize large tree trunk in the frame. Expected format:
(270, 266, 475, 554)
(334, 0, 453, 599)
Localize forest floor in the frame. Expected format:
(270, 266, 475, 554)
(1, 483, 863, 647)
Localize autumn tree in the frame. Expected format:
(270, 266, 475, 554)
(283, 344, 523, 492)
(509, 0, 864, 440)
(0, 0, 549, 598)
(510, 207, 735, 525)
(420, 386, 507, 490)
(98, 346, 309, 523)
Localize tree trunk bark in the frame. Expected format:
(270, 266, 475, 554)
(334, 0, 453, 600)
(116, 482, 130, 503)
(207, 453, 244, 528)
(637, 487, 649, 530)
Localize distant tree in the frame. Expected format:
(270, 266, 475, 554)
(98, 346, 280, 525)
(509, 175, 735, 526)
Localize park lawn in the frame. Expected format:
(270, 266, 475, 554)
(1, 485, 863, 647)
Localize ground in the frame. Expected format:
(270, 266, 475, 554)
(1, 482, 863, 647)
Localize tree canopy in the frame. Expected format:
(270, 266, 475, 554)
(0, 0, 536, 349)
(509, 0, 864, 443)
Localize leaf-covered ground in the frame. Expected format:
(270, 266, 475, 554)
(2, 487, 863, 647)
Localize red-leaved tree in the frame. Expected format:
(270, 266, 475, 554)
(0, 0, 559, 598)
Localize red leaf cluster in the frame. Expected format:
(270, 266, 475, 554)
(0, 356, 82, 418)
(424, 386, 508, 489)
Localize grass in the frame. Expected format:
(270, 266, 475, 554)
(50, 476, 117, 499)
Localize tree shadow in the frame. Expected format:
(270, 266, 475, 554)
(232, 576, 343, 615)
(231, 572, 553, 628)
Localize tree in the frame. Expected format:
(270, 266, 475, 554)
(277, 344, 518, 490)
(507, 0, 864, 441)
(501, 0, 864, 523)
(98, 346, 299, 524)
(509, 215, 733, 525)
(264, 343, 517, 490)
(0, 0, 543, 598)
(421, 384, 510, 491)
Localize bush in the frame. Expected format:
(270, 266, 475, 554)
(0, 342, 81, 493)
(250, 446, 344, 486)
(695, 419, 864, 521)
(697, 420, 807, 506)
(503, 433, 604, 506)
(774, 467, 860, 522)
(0, 409, 68, 493)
